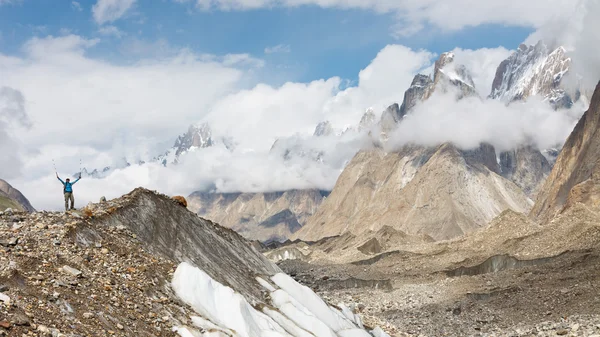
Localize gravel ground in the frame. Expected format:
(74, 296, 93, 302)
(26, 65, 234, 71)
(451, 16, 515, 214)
(279, 248, 600, 337)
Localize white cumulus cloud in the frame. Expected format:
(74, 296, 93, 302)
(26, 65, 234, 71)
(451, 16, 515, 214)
(98, 25, 124, 38)
(92, 0, 136, 25)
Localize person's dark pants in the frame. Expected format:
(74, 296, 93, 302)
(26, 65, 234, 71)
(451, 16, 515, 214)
(64, 192, 74, 210)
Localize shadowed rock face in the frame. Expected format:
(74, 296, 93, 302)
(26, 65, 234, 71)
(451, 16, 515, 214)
(532, 81, 600, 223)
(499, 146, 552, 198)
(0, 179, 35, 212)
(91, 188, 281, 302)
(380, 103, 405, 134)
(399, 74, 434, 117)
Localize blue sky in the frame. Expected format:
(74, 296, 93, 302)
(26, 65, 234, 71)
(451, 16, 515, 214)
(0, 0, 533, 83)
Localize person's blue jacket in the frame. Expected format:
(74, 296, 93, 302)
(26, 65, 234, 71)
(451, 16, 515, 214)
(58, 176, 80, 193)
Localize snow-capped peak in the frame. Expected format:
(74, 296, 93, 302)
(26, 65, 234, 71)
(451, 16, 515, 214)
(314, 121, 334, 137)
(173, 122, 214, 156)
(489, 40, 571, 105)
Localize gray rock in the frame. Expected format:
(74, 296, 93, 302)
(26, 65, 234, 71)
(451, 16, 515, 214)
(3, 208, 13, 216)
(0, 237, 18, 247)
(61, 265, 82, 278)
(0, 293, 10, 305)
(11, 313, 30, 326)
(37, 325, 51, 335)
(100, 196, 107, 203)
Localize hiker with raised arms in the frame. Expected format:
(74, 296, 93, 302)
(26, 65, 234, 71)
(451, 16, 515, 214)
(56, 173, 81, 211)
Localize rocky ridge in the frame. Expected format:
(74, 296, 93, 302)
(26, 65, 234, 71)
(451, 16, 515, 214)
(0, 188, 389, 336)
(0, 179, 35, 212)
(531, 81, 600, 223)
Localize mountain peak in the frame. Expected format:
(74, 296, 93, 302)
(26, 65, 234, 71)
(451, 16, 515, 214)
(173, 122, 214, 156)
(489, 40, 571, 107)
(359, 108, 377, 131)
(313, 120, 334, 137)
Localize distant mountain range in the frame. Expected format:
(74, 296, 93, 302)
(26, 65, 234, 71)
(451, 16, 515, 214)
(79, 40, 587, 243)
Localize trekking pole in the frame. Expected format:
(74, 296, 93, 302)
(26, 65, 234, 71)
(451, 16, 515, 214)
(52, 159, 57, 175)
(79, 158, 82, 178)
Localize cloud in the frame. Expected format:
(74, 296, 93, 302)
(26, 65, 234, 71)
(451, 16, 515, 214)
(0, 87, 31, 180)
(449, 47, 512, 97)
(222, 53, 265, 68)
(181, 0, 575, 36)
(98, 25, 124, 38)
(204, 45, 433, 151)
(23, 34, 99, 59)
(92, 0, 136, 25)
(387, 88, 585, 153)
(0, 34, 247, 176)
(71, 1, 83, 11)
(265, 44, 291, 54)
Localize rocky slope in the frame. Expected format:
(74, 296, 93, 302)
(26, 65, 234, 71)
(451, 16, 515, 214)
(187, 189, 330, 242)
(0, 179, 35, 212)
(0, 189, 387, 336)
(489, 40, 572, 108)
(277, 202, 600, 336)
(531, 81, 600, 223)
(292, 143, 532, 242)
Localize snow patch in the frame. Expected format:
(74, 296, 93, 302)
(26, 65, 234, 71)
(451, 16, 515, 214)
(171, 262, 383, 337)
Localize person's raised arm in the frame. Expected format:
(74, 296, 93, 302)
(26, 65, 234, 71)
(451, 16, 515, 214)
(56, 173, 65, 185)
(72, 176, 81, 184)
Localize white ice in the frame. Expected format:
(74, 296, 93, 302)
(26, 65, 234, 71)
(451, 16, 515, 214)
(171, 262, 384, 337)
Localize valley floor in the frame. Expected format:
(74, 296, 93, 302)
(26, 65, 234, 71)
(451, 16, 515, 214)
(278, 248, 600, 337)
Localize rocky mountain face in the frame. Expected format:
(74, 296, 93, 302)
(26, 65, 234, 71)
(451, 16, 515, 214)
(489, 41, 572, 109)
(379, 52, 477, 138)
(498, 146, 552, 198)
(0, 189, 386, 336)
(379, 103, 405, 135)
(531, 81, 600, 223)
(187, 189, 330, 242)
(292, 142, 532, 242)
(0, 179, 35, 212)
(398, 74, 433, 117)
(428, 52, 477, 99)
